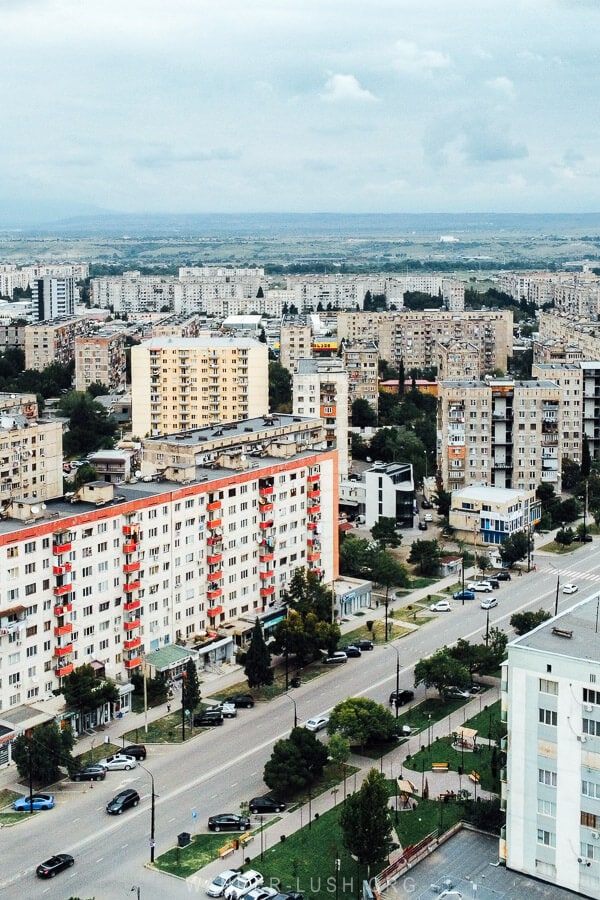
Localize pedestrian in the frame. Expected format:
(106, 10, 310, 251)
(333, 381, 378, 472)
(167, 702, 171, 713)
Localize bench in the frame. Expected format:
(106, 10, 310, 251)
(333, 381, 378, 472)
(218, 843, 235, 858)
(469, 770, 480, 784)
(240, 831, 254, 847)
(431, 762, 449, 772)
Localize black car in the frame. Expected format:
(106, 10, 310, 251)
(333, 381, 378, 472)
(36, 853, 74, 878)
(421, 499, 433, 509)
(121, 744, 147, 760)
(230, 694, 254, 708)
(574, 533, 593, 542)
(71, 764, 107, 782)
(357, 639, 373, 651)
(106, 788, 140, 815)
(248, 795, 287, 814)
(208, 813, 251, 832)
(194, 709, 224, 727)
(341, 645, 361, 658)
(418, 521, 428, 530)
(493, 570, 511, 581)
(389, 689, 415, 707)
(486, 577, 500, 589)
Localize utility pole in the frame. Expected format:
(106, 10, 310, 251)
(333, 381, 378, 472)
(554, 575, 560, 618)
(485, 607, 490, 648)
(181, 671, 187, 742)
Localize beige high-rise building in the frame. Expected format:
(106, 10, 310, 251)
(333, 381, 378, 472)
(131, 337, 268, 437)
(341, 340, 379, 412)
(438, 378, 562, 493)
(435, 340, 481, 381)
(293, 358, 350, 477)
(24, 317, 90, 370)
(0, 393, 63, 504)
(74, 330, 127, 393)
(531, 363, 583, 463)
(280, 323, 312, 373)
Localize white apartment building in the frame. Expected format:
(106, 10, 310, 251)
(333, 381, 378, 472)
(0, 426, 338, 733)
(0, 264, 88, 301)
(31, 276, 77, 321)
(437, 378, 562, 493)
(498, 268, 600, 317)
(130, 337, 269, 437)
(364, 462, 415, 529)
(280, 323, 312, 373)
(503, 593, 600, 897)
(293, 359, 350, 477)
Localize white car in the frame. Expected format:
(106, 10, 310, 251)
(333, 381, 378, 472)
(480, 597, 498, 610)
(221, 702, 237, 718)
(423, 512, 433, 522)
(98, 754, 139, 771)
(245, 888, 278, 900)
(305, 715, 329, 732)
(467, 581, 493, 593)
(430, 600, 452, 612)
(206, 869, 241, 897)
(562, 583, 578, 595)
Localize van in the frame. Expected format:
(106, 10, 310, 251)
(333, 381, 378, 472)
(224, 870, 264, 900)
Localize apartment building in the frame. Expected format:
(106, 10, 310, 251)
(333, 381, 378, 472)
(364, 462, 415, 529)
(285, 274, 464, 313)
(31, 276, 77, 321)
(498, 268, 600, 317)
(503, 594, 600, 897)
(437, 378, 562, 493)
(436, 340, 481, 381)
(280, 322, 312, 373)
(0, 264, 88, 300)
(131, 337, 269, 437)
(0, 394, 63, 504)
(24, 317, 91, 370)
(0, 420, 338, 727)
(531, 363, 583, 462)
(449, 485, 541, 546)
(74, 330, 127, 393)
(293, 358, 350, 477)
(341, 340, 379, 412)
(538, 312, 600, 361)
(150, 314, 208, 338)
(0, 320, 25, 352)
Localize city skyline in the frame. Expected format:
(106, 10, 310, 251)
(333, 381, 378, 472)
(1, 0, 599, 224)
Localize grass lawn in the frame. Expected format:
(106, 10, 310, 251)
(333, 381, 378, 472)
(402, 735, 500, 794)
(537, 540, 578, 554)
(463, 700, 503, 742)
(394, 696, 474, 736)
(0, 811, 33, 825)
(74, 742, 121, 764)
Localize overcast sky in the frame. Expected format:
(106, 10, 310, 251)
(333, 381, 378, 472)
(1, 0, 598, 220)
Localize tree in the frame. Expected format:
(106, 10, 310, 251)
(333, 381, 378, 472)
(414, 648, 470, 697)
(432, 484, 451, 518)
(60, 664, 119, 732)
(182, 658, 201, 711)
(268, 360, 292, 412)
(59, 391, 117, 456)
(476, 553, 492, 578)
(339, 768, 393, 871)
(244, 620, 274, 688)
(12, 721, 75, 784)
(351, 398, 377, 428)
(370, 517, 402, 550)
(328, 732, 350, 776)
(408, 538, 442, 576)
(510, 609, 552, 636)
(499, 531, 531, 568)
(327, 697, 397, 750)
(284, 567, 332, 623)
(555, 526, 575, 547)
(130, 670, 168, 707)
(86, 382, 108, 398)
(339, 535, 372, 578)
(263, 726, 329, 797)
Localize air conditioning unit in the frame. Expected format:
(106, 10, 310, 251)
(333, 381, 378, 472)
(585, 704, 593, 712)
(578, 735, 589, 743)
(592, 831, 600, 840)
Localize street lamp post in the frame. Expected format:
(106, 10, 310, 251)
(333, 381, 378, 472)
(554, 573, 560, 617)
(140, 764, 156, 864)
(485, 607, 490, 648)
(181, 671, 187, 741)
(427, 714, 432, 750)
(386, 644, 400, 719)
(284, 692, 298, 728)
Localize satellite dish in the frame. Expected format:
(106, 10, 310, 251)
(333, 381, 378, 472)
(41, 503, 47, 510)
(30, 506, 40, 515)
(135, 470, 142, 478)
(240, 455, 246, 462)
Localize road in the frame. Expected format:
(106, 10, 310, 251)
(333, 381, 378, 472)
(3, 543, 597, 899)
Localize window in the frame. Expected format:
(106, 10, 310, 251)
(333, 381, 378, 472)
(539, 678, 558, 695)
(537, 799, 556, 817)
(584, 688, 600, 705)
(583, 718, 600, 736)
(538, 769, 557, 787)
(582, 779, 600, 799)
(538, 709, 557, 726)
(536, 829, 555, 847)
(581, 811, 599, 829)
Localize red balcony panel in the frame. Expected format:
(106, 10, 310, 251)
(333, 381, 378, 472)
(53, 563, 72, 575)
(123, 541, 137, 554)
(52, 542, 72, 555)
(259, 520, 273, 530)
(207, 518, 222, 530)
(54, 643, 73, 658)
(124, 580, 141, 593)
(206, 536, 223, 547)
(259, 552, 274, 562)
(308, 488, 321, 498)
(55, 663, 74, 677)
(123, 560, 141, 574)
(53, 583, 72, 597)
(260, 585, 275, 597)
(308, 505, 321, 515)
(308, 552, 321, 562)
(122, 524, 140, 537)
(259, 501, 274, 512)
(124, 598, 141, 612)
(260, 570, 275, 580)
(207, 570, 223, 582)
(207, 553, 222, 565)
(54, 603, 73, 617)
(207, 588, 223, 601)
(124, 656, 142, 670)
(259, 485, 274, 496)
(307, 522, 317, 531)
(124, 619, 141, 631)
(307, 473, 320, 483)
(54, 623, 73, 637)
(124, 636, 142, 650)
(207, 500, 221, 511)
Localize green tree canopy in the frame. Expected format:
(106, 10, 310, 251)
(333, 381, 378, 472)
(284, 567, 333, 622)
(59, 391, 117, 456)
(183, 658, 202, 711)
(244, 620, 274, 688)
(351, 398, 377, 428)
(414, 648, 470, 697)
(499, 531, 532, 567)
(268, 360, 292, 412)
(370, 517, 402, 550)
(263, 726, 329, 797)
(60, 664, 119, 731)
(339, 768, 393, 869)
(327, 697, 397, 749)
(510, 609, 552, 636)
(12, 721, 75, 783)
(407, 538, 442, 576)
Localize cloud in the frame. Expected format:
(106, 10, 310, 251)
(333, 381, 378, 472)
(320, 73, 377, 103)
(462, 126, 527, 164)
(392, 38, 452, 76)
(133, 146, 241, 170)
(486, 76, 515, 98)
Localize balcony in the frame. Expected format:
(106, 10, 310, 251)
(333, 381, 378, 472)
(259, 552, 274, 563)
(124, 619, 141, 631)
(207, 500, 221, 511)
(259, 485, 274, 497)
(53, 583, 72, 597)
(260, 570, 275, 580)
(55, 662, 74, 678)
(125, 656, 143, 670)
(307, 473, 320, 483)
(207, 570, 223, 582)
(124, 636, 142, 651)
(53, 542, 72, 555)
(207, 588, 223, 600)
(260, 585, 275, 597)
(307, 505, 321, 515)
(124, 598, 141, 612)
(308, 552, 321, 562)
(207, 518, 222, 530)
(54, 644, 73, 657)
(308, 489, 320, 498)
(123, 541, 137, 554)
(207, 553, 222, 565)
(52, 563, 72, 575)
(54, 623, 73, 637)
(259, 501, 274, 512)
(307, 522, 318, 531)
(124, 580, 141, 593)
(122, 524, 140, 537)
(259, 520, 274, 530)
(54, 603, 73, 616)
(206, 536, 223, 547)
(500, 768, 507, 783)
(123, 560, 141, 574)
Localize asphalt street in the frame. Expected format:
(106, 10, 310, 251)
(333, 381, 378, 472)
(2, 541, 598, 900)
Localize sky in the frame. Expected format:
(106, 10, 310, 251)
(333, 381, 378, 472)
(1, 0, 599, 221)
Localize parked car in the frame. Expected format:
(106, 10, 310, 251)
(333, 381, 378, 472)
(563, 583, 578, 594)
(446, 686, 471, 699)
(389, 689, 414, 707)
(194, 708, 224, 727)
(492, 570, 511, 581)
(467, 581, 493, 593)
(230, 694, 255, 708)
(486, 577, 500, 589)
(418, 521, 428, 530)
(224, 870, 264, 900)
(208, 813, 251, 833)
(357, 638, 374, 651)
(469, 683, 483, 694)
(322, 651, 347, 664)
(71, 764, 107, 782)
(98, 754, 139, 771)
(206, 869, 242, 897)
(305, 715, 329, 732)
(106, 788, 140, 815)
(221, 702, 237, 718)
(430, 600, 452, 612)
(423, 512, 433, 522)
(340, 644, 361, 657)
(121, 744, 147, 760)
(249, 795, 287, 814)
(13, 793, 54, 811)
(453, 589, 474, 601)
(480, 597, 498, 610)
(574, 533, 593, 542)
(36, 853, 74, 878)
(421, 499, 433, 509)
(245, 888, 278, 900)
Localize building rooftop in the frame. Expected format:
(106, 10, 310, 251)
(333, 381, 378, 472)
(139, 336, 261, 350)
(295, 358, 346, 374)
(511, 593, 600, 664)
(453, 485, 532, 503)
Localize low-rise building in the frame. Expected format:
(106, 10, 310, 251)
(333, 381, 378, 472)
(449, 484, 541, 546)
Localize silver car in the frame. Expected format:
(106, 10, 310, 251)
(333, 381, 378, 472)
(98, 754, 139, 771)
(206, 869, 241, 897)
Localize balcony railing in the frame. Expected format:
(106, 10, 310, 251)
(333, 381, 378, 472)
(54, 644, 73, 657)
(123, 619, 141, 630)
(55, 662, 74, 677)
(123, 560, 141, 574)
